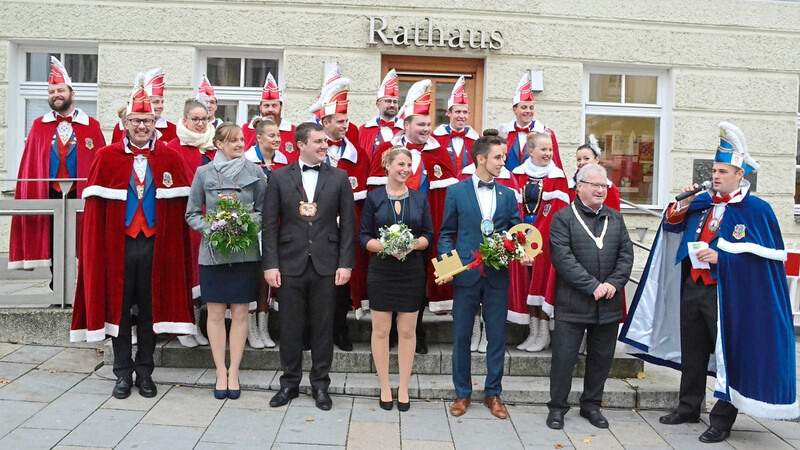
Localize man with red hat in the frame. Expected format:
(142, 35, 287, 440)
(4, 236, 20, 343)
(8, 56, 106, 272)
(498, 71, 562, 171)
(310, 64, 360, 146)
(71, 74, 195, 400)
(358, 69, 402, 158)
(243, 72, 297, 163)
(432, 76, 479, 178)
(112, 68, 177, 145)
(310, 77, 369, 350)
(196, 73, 222, 128)
(369, 80, 459, 352)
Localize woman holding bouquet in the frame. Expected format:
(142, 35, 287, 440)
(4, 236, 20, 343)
(186, 123, 267, 399)
(359, 146, 433, 412)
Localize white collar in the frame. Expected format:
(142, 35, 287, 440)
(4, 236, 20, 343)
(709, 180, 750, 205)
(432, 124, 480, 140)
(328, 136, 359, 163)
(155, 117, 169, 128)
(363, 116, 402, 129)
(390, 132, 441, 151)
(245, 145, 288, 165)
(512, 160, 564, 179)
(41, 108, 90, 126)
(123, 137, 156, 154)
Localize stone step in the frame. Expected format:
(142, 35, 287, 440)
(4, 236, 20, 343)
(92, 363, 678, 409)
(103, 338, 644, 378)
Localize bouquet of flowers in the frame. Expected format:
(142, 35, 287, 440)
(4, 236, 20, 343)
(477, 229, 528, 270)
(202, 197, 261, 257)
(378, 223, 418, 261)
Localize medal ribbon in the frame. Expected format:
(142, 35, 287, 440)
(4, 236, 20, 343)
(571, 202, 608, 249)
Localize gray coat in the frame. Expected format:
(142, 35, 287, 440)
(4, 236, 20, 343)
(185, 159, 267, 265)
(549, 197, 634, 324)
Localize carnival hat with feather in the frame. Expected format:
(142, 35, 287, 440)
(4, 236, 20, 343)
(309, 77, 350, 120)
(398, 79, 432, 120)
(196, 73, 215, 102)
(261, 72, 282, 102)
(377, 69, 399, 100)
(447, 76, 468, 110)
(142, 68, 165, 97)
(48, 56, 72, 87)
(513, 71, 536, 106)
(126, 73, 155, 116)
(715, 122, 759, 174)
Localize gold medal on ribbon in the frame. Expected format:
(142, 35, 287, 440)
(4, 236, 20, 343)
(299, 201, 318, 217)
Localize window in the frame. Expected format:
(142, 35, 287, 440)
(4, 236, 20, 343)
(6, 44, 98, 191)
(583, 67, 672, 207)
(198, 52, 282, 125)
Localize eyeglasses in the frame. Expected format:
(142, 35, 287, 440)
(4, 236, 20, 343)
(580, 181, 608, 191)
(188, 117, 209, 124)
(381, 99, 399, 105)
(128, 118, 155, 126)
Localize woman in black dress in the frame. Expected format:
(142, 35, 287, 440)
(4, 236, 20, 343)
(360, 146, 433, 412)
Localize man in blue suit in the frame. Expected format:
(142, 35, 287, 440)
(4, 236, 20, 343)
(437, 133, 533, 419)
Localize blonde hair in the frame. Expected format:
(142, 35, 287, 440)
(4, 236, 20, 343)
(526, 131, 552, 150)
(214, 122, 241, 146)
(381, 146, 412, 173)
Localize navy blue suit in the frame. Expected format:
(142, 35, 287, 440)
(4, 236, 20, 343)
(438, 177, 521, 398)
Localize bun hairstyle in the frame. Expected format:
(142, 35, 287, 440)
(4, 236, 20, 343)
(254, 117, 277, 136)
(381, 145, 412, 173)
(525, 130, 552, 149)
(183, 98, 208, 119)
(471, 129, 505, 163)
(482, 128, 499, 137)
(214, 122, 242, 147)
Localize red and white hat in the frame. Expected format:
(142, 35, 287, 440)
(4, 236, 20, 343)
(261, 72, 282, 102)
(197, 73, 215, 98)
(127, 73, 155, 116)
(513, 71, 535, 106)
(309, 78, 350, 120)
(48, 56, 72, 87)
(377, 69, 399, 100)
(143, 67, 165, 97)
(447, 76, 468, 109)
(398, 79, 432, 120)
(313, 63, 343, 101)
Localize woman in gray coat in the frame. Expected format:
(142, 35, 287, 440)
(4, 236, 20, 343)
(186, 123, 267, 400)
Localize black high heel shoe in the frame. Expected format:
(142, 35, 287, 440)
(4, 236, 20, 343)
(227, 374, 241, 400)
(379, 399, 394, 410)
(213, 376, 227, 400)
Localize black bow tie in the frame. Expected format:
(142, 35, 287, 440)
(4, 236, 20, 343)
(478, 180, 495, 189)
(302, 164, 320, 172)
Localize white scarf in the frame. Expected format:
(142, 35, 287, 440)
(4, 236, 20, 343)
(213, 148, 247, 180)
(177, 120, 215, 151)
(522, 158, 554, 179)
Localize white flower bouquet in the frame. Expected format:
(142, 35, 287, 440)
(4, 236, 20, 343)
(378, 223, 418, 261)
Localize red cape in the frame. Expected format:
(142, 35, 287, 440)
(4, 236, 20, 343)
(9, 111, 105, 269)
(243, 120, 298, 164)
(432, 125, 478, 178)
(358, 117, 402, 159)
(500, 121, 564, 171)
(112, 120, 177, 146)
(71, 141, 195, 342)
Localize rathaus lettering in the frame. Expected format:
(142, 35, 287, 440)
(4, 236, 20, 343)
(368, 17, 504, 50)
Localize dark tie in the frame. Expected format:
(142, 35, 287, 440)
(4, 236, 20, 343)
(406, 143, 425, 151)
(56, 115, 73, 124)
(514, 125, 530, 134)
(130, 146, 151, 158)
(302, 164, 320, 172)
(379, 119, 395, 128)
(478, 180, 495, 189)
(327, 139, 343, 147)
(450, 129, 466, 139)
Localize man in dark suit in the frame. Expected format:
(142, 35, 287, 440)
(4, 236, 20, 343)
(437, 134, 533, 419)
(263, 122, 356, 411)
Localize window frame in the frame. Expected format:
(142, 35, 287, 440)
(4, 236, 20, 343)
(6, 42, 99, 192)
(195, 48, 283, 126)
(582, 64, 673, 209)
(794, 112, 800, 216)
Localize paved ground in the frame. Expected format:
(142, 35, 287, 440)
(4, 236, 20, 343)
(0, 342, 799, 449)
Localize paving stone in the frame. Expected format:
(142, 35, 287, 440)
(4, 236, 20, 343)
(346, 421, 400, 449)
(268, 371, 346, 395)
(726, 430, 795, 449)
(0, 427, 69, 449)
(116, 424, 205, 450)
(639, 409, 714, 435)
(602, 408, 646, 423)
(22, 392, 109, 430)
(418, 374, 459, 400)
(350, 397, 400, 423)
(68, 376, 116, 395)
(196, 368, 276, 389)
(624, 369, 681, 409)
(271, 444, 344, 450)
(506, 404, 550, 415)
(95, 364, 204, 386)
(440, 346, 509, 375)
(53, 446, 113, 450)
(344, 372, 419, 398)
(60, 409, 145, 448)
(0, 343, 22, 359)
(0, 369, 85, 402)
(510, 412, 572, 448)
(222, 388, 278, 411)
(401, 441, 456, 450)
(194, 443, 263, 450)
(0, 361, 36, 382)
(140, 385, 224, 427)
(200, 407, 283, 446)
(449, 417, 523, 449)
(754, 417, 800, 440)
(566, 430, 624, 449)
(660, 431, 734, 448)
(1, 345, 63, 364)
(445, 398, 506, 421)
(729, 414, 769, 432)
(39, 348, 103, 373)
(0, 399, 47, 438)
(101, 384, 171, 411)
(608, 420, 668, 447)
(400, 402, 452, 441)
(379, 342, 442, 375)
(275, 403, 352, 446)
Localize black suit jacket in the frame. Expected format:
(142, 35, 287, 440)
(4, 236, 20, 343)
(262, 161, 356, 276)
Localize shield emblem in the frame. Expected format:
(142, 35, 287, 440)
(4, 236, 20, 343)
(733, 224, 746, 240)
(433, 164, 442, 179)
(85, 138, 94, 149)
(349, 176, 358, 190)
(162, 172, 173, 188)
(285, 142, 294, 153)
(543, 204, 552, 216)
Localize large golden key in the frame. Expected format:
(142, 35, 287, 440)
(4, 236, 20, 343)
(508, 223, 543, 258)
(431, 250, 470, 285)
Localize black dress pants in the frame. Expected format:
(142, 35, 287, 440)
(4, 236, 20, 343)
(112, 234, 155, 380)
(278, 259, 336, 391)
(333, 283, 351, 341)
(678, 275, 738, 431)
(548, 320, 618, 413)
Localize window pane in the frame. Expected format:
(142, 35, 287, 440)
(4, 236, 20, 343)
(398, 81, 413, 102)
(244, 58, 279, 88)
(26, 52, 60, 82)
(247, 104, 260, 122)
(64, 54, 98, 83)
(624, 75, 657, 104)
(585, 115, 658, 204)
(25, 99, 97, 135)
(434, 82, 454, 129)
(207, 57, 241, 87)
(589, 74, 622, 103)
(216, 102, 238, 124)
(795, 129, 800, 204)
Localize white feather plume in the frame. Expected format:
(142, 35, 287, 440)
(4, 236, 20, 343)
(588, 134, 601, 157)
(718, 122, 759, 173)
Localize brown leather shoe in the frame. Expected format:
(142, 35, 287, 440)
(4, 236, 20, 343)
(450, 397, 470, 416)
(484, 396, 508, 419)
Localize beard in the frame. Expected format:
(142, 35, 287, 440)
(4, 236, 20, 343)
(48, 95, 73, 115)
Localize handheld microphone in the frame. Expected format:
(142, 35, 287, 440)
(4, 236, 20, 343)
(675, 181, 712, 201)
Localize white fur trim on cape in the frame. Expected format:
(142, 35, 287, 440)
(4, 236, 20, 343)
(428, 299, 453, 313)
(430, 177, 458, 190)
(515, 190, 523, 204)
(542, 190, 571, 204)
(542, 301, 554, 318)
(527, 294, 544, 306)
(8, 259, 51, 270)
(717, 238, 788, 262)
(353, 190, 367, 201)
(155, 117, 168, 129)
(70, 322, 119, 342)
(153, 321, 197, 335)
(82, 185, 127, 201)
(367, 176, 388, 186)
(155, 187, 191, 199)
(506, 310, 530, 325)
(726, 386, 800, 420)
(191, 285, 201, 299)
(278, 120, 293, 132)
(338, 138, 358, 164)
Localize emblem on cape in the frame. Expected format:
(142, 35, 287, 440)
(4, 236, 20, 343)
(709, 218, 720, 232)
(162, 172, 173, 188)
(299, 201, 317, 217)
(349, 176, 358, 190)
(284, 142, 294, 153)
(543, 204, 552, 216)
(433, 164, 442, 179)
(733, 224, 746, 240)
(480, 218, 494, 236)
(85, 138, 94, 149)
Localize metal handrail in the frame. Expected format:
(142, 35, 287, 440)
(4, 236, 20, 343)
(620, 198, 663, 218)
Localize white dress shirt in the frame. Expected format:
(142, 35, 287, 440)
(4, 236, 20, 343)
(471, 174, 496, 220)
(298, 159, 320, 202)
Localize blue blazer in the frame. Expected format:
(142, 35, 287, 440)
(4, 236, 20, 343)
(438, 177, 521, 288)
